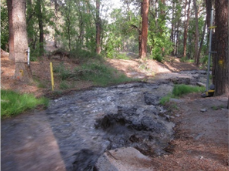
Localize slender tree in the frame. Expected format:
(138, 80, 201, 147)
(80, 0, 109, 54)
(193, 0, 200, 66)
(213, 0, 228, 95)
(183, 0, 191, 57)
(7, 0, 14, 60)
(13, 0, 32, 82)
(36, 0, 44, 56)
(96, 0, 101, 54)
(205, 0, 212, 54)
(140, 0, 149, 58)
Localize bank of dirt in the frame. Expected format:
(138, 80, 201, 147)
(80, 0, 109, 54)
(148, 95, 228, 171)
(1, 52, 197, 97)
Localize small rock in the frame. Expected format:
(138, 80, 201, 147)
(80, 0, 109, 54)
(200, 108, 207, 112)
(200, 156, 204, 160)
(175, 114, 180, 117)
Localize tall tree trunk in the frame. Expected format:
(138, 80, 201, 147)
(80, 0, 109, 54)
(175, 21, 181, 56)
(54, 0, 58, 48)
(205, 0, 212, 55)
(197, 19, 207, 63)
(36, 0, 44, 56)
(213, 0, 228, 95)
(193, 0, 200, 66)
(140, 0, 149, 58)
(205, 0, 212, 28)
(7, 0, 14, 60)
(170, 0, 175, 55)
(96, 0, 101, 54)
(183, 0, 191, 57)
(13, 0, 32, 82)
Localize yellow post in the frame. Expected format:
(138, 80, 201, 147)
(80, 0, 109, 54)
(50, 62, 55, 91)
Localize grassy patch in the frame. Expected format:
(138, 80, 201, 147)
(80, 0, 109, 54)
(180, 57, 194, 63)
(53, 60, 138, 88)
(172, 84, 205, 97)
(160, 84, 205, 105)
(211, 105, 224, 110)
(115, 53, 131, 60)
(74, 62, 135, 86)
(59, 81, 69, 90)
(1, 90, 49, 117)
(160, 94, 172, 105)
(33, 77, 47, 88)
(53, 63, 73, 81)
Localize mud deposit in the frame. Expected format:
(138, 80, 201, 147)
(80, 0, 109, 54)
(45, 82, 174, 170)
(1, 71, 208, 171)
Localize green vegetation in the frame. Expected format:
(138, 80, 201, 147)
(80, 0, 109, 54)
(172, 84, 205, 97)
(160, 94, 172, 105)
(1, 90, 49, 117)
(160, 84, 205, 105)
(54, 61, 136, 87)
(1, 1, 8, 50)
(59, 81, 69, 90)
(180, 57, 195, 63)
(211, 105, 224, 110)
(33, 77, 47, 88)
(74, 62, 135, 86)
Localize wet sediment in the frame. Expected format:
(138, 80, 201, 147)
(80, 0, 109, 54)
(2, 70, 208, 171)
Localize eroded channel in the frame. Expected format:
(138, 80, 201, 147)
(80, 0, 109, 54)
(2, 70, 208, 171)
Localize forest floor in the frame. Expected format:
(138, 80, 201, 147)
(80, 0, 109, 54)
(1, 52, 197, 97)
(1, 51, 228, 170)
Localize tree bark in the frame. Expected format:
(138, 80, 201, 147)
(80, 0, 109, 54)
(140, 0, 149, 58)
(205, 0, 212, 55)
(213, 0, 228, 95)
(227, 96, 229, 109)
(170, 0, 175, 55)
(197, 18, 207, 63)
(13, 0, 32, 82)
(183, 0, 191, 57)
(205, 0, 212, 28)
(54, 0, 59, 48)
(193, 0, 200, 66)
(96, 0, 101, 54)
(7, 0, 15, 60)
(37, 0, 44, 56)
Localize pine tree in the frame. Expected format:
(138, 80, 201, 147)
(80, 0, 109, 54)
(213, 0, 228, 95)
(13, 0, 32, 82)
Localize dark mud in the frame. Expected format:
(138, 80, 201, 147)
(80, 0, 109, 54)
(1, 70, 208, 171)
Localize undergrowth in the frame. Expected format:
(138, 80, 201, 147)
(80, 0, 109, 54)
(54, 61, 136, 87)
(1, 90, 49, 117)
(160, 84, 205, 105)
(75, 62, 135, 86)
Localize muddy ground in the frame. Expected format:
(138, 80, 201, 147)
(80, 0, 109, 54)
(1, 52, 228, 171)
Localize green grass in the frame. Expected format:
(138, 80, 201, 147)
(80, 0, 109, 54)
(59, 81, 69, 90)
(160, 84, 205, 105)
(33, 77, 47, 88)
(75, 62, 135, 86)
(160, 94, 172, 105)
(1, 90, 49, 117)
(53, 63, 73, 81)
(211, 105, 224, 110)
(115, 53, 131, 60)
(172, 84, 205, 97)
(180, 57, 194, 63)
(54, 60, 138, 87)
